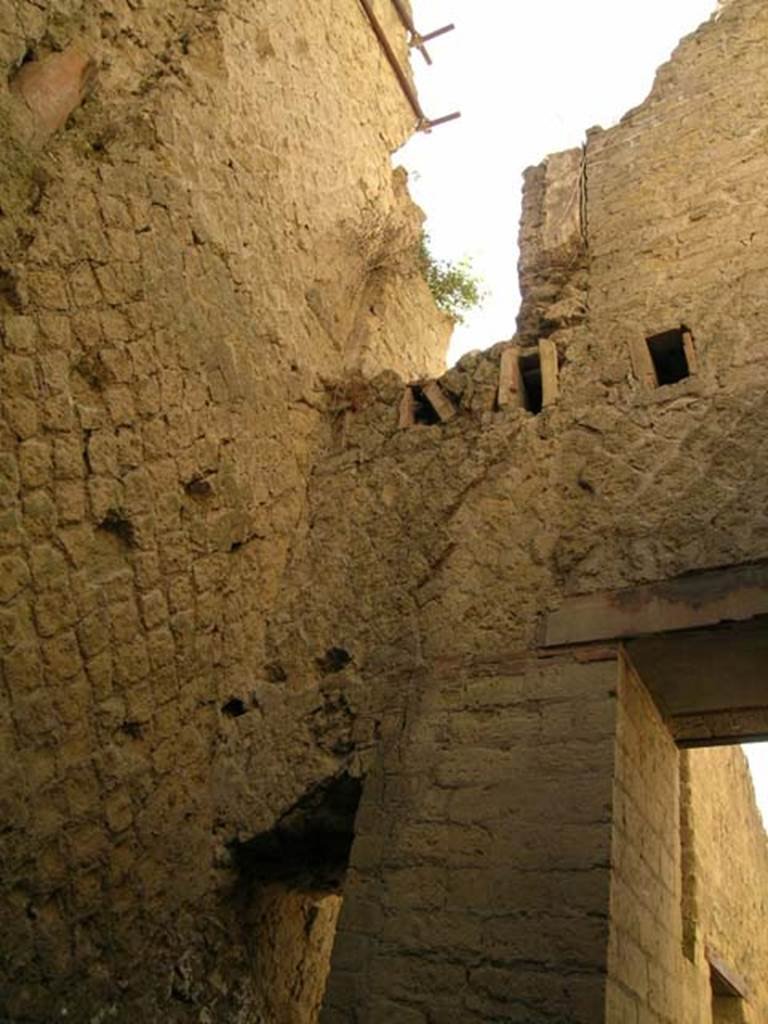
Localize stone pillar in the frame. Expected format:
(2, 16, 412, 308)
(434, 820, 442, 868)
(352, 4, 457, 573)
(322, 655, 619, 1023)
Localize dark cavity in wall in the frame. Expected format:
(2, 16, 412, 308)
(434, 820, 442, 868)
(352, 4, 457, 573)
(316, 647, 352, 675)
(221, 697, 247, 718)
(230, 773, 362, 890)
(7, 47, 35, 85)
(519, 349, 543, 414)
(411, 384, 441, 425)
(710, 958, 747, 1023)
(646, 327, 691, 385)
(185, 476, 213, 498)
(230, 774, 362, 1022)
(98, 509, 136, 547)
(0, 268, 22, 311)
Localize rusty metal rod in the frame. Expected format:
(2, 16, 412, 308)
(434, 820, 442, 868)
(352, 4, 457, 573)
(357, 0, 427, 125)
(423, 111, 461, 131)
(389, 0, 433, 64)
(418, 24, 455, 44)
(357, 0, 461, 133)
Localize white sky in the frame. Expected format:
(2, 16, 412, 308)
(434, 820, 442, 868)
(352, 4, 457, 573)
(399, 0, 768, 827)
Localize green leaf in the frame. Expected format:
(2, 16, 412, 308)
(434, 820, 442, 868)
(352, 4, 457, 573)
(418, 233, 485, 324)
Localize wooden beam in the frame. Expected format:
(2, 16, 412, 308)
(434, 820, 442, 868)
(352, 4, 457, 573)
(629, 335, 658, 387)
(541, 563, 768, 648)
(707, 947, 749, 1000)
(398, 386, 416, 428)
(673, 709, 768, 748)
(682, 330, 698, 374)
(421, 380, 456, 421)
(539, 338, 559, 407)
(497, 347, 521, 408)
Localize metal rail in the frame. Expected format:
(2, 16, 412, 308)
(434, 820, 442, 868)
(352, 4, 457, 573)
(388, 0, 455, 66)
(357, 0, 460, 132)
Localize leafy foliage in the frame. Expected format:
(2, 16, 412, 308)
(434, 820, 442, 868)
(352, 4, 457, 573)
(418, 233, 485, 324)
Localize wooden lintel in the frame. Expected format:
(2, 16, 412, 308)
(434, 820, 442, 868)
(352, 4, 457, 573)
(682, 330, 698, 374)
(421, 380, 456, 421)
(398, 386, 416, 428)
(537, 642, 619, 663)
(707, 947, 749, 999)
(629, 335, 658, 387)
(539, 338, 559, 407)
(541, 563, 768, 648)
(673, 708, 768, 748)
(497, 347, 521, 408)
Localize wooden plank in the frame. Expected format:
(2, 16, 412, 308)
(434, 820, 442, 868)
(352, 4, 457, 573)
(421, 380, 456, 421)
(398, 386, 416, 428)
(682, 330, 698, 375)
(539, 338, 559, 407)
(706, 947, 749, 999)
(541, 563, 768, 647)
(626, 622, 768, 717)
(674, 709, 768, 747)
(629, 335, 658, 387)
(625, 618, 768, 746)
(497, 347, 521, 408)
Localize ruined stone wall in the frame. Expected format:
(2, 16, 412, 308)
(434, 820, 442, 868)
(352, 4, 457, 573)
(586, 0, 768, 392)
(686, 745, 768, 1019)
(282, 0, 768, 1017)
(247, 886, 343, 1024)
(0, 1, 449, 1020)
(608, 657, 768, 1023)
(516, 148, 587, 343)
(3, 0, 768, 1020)
(277, 0, 768, 693)
(322, 656, 617, 1023)
(607, 657, 691, 1022)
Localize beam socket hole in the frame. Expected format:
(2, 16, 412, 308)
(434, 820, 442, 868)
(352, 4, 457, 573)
(646, 327, 692, 386)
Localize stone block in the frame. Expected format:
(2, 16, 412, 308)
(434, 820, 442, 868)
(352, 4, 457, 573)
(11, 46, 97, 140)
(0, 554, 30, 603)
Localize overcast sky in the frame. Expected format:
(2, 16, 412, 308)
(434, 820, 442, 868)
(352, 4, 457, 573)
(399, 0, 767, 824)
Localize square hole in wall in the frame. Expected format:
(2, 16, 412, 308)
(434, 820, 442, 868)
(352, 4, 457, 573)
(519, 350, 543, 414)
(646, 327, 692, 386)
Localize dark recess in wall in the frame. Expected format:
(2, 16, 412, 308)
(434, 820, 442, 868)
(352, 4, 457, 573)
(647, 327, 691, 385)
(230, 773, 363, 891)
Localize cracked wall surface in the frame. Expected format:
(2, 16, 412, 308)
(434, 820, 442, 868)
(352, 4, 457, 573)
(277, 0, 768, 1020)
(0, 1, 448, 1020)
(1, 0, 768, 1022)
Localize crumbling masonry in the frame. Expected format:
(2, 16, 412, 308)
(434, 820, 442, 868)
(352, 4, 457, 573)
(1, 0, 767, 1022)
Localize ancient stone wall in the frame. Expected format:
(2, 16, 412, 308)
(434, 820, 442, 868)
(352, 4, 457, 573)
(2, 0, 768, 1020)
(0, 1, 449, 1020)
(322, 656, 617, 1023)
(608, 657, 768, 1023)
(607, 656, 694, 1023)
(287, 0, 768, 1018)
(686, 745, 768, 1020)
(278, 0, 768, 694)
